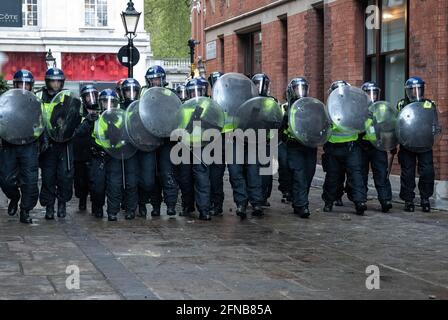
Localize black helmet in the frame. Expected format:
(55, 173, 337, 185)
(186, 77, 209, 99)
(405, 76, 425, 102)
(361, 81, 381, 103)
(287, 77, 309, 103)
(252, 73, 271, 97)
(45, 68, 65, 95)
(13, 69, 34, 91)
(80, 84, 100, 114)
(328, 80, 350, 94)
(207, 71, 223, 88)
(121, 78, 141, 103)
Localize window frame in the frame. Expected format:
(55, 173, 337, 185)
(364, 0, 409, 101)
(22, 0, 39, 28)
(84, 0, 108, 28)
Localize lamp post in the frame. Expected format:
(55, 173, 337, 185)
(121, 0, 141, 78)
(45, 49, 57, 70)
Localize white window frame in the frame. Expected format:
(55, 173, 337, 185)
(22, 0, 39, 28)
(84, 0, 108, 28)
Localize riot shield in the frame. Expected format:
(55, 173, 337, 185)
(364, 101, 398, 152)
(139, 87, 182, 138)
(288, 97, 332, 148)
(42, 90, 82, 142)
(212, 73, 259, 116)
(396, 101, 442, 153)
(94, 108, 137, 160)
(176, 97, 225, 146)
(234, 96, 283, 131)
(0, 89, 44, 145)
(327, 86, 370, 134)
(125, 100, 163, 152)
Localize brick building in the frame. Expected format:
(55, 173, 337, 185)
(192, 0, 448, 203)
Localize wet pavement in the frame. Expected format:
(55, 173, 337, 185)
(1, 175, 448, 300)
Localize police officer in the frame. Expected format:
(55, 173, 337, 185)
(397, 77, 435, 212)
(75, 85, 105, 218)
(174, 80, 201, 217)
(282, 77, 316, 219)
(0, 70, 39, 224)
(180, 77, 214, 220)
(360, 81, 393, 213)
(39, 68, 76, 220)
(322, 80, 367, 215)
(175, 84, 188, 102)
(252, 73, 274, 207)
(143, 66, 179, 217)
(119, 78, 156, 219)
(73, 85, 97, 211)
(94, 89, 139, 221)
(207, 71, 226, 216)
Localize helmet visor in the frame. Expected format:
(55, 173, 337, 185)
(291, 83, 309, 100)
(99, 96, 119, 110)
(14, 81, 33, 91)
(82, 91, 99, 109)
(364, 88, 380, 103)
(123, 85, 140, 101)
(147, 76, 163, 88)
(406, 86, 424, 102)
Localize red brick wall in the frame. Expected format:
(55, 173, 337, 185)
(205, 0, 279, 27)
(408, 0, 448, 180)
(198, 0, 448, 181)
(261, 19, 288, 102)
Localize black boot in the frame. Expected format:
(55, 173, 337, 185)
(335, 198, 344, 207)
(252, 205, 264, 217)
(404, 201, 415, 212)
(236, 204, 247, 220)
(323, 202, 333, 212)
(261, 200, 271, 207)
(167, 205, 176, 216)
(294, 206, 311, 219)
(57, 202, 66, 218)
(138, 204, 147, 217)
(45, 205, 55, 220)
(180, 205, 195, 217)
(381, 201, 393, 213)
(151, 205, 161, 217)
(125, 211, 135, 220)
(355, 202, 367, 216)
(7, 199, 19, 216)
(211, 205, 223, 217)
(78, 196, 87, 211)
(108, 214, 118, 222)
(198, 211, 211, 221)
(92, 204, 103, 218)
(421, 199, 431, 213)
(19, 209, 33, 224)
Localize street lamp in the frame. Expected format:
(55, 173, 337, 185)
(121, 0, 141, 78)
(45, 49, 57, 70)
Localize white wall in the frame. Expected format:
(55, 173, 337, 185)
(0, 0, 151, 83)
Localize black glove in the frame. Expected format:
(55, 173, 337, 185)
(86, 112, 99, 123)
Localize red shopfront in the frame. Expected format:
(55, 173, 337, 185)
(2, 52, 128, 81)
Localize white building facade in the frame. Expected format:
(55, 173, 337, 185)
(0, 0, 151, 89)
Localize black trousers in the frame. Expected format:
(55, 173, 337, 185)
(0, 141, 39, 211)
(39, 142, 74, 206)
(287, 141, 317, 209)
(74, 161, 89, 200)
(87, 156, 106, 210)
(322, 142, 366, 204)
(398, 146, 435, 202)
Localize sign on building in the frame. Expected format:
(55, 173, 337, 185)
(206, 41, 217, 60)
(0, 0, 22, 28)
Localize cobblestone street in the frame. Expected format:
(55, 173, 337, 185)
(1, 177, 448, 300)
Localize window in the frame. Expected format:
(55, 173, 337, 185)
(365, 0, 407, 106)
(241, 30, 262, 77)
(22, 0, 38, 27)
(85, 0, 108, 27)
